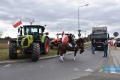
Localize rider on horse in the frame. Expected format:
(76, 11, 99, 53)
(68, 33, 76, 50)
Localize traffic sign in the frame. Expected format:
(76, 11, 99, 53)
(113, 32, 119, 37)
(78, 33, 81, 37)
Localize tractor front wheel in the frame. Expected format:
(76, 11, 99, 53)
(32, 43, 40, 62)
(9, 42, 17, 59)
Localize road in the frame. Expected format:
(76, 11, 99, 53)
(0, 47, 108, 80)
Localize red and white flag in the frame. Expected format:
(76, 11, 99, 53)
(62, 35, 68, 43)
(12, 19, 22, 28)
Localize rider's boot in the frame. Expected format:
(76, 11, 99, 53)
(73, 46, 75, 50)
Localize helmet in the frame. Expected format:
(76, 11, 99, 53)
(70, 33, 72, 36)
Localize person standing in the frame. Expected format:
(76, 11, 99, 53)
(92, 39, 96, 54)
(103, 40, 108, 57)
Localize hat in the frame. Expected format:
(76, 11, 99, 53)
(62, 31, 64, 35)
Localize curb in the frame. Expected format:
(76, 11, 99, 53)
(0, 46, 90, 65)
(0, 55, 59, 65)
(110, 47, 120, 66)
(110, 51, 119, 66)
(0, 52, 76, 65)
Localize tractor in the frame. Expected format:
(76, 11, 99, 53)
(50, 33, 70, 49)
(9, 25, 49, 62)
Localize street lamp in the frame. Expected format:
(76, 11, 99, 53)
(78, 4, 89, 38)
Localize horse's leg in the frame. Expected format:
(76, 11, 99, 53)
(63, 54, 65, 59)
(80, 47, 84, 54)
(73, 49, 78, 61)
(63, 50, 67, 59)
(57, 45, 60, 55)
(60, 56, 64, 62)
(60, 51, 64, 62)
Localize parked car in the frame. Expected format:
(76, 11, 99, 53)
(114, 38, 120, 47)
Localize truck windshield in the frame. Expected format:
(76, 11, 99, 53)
(92, 30, 107, 33)
(91, 34, 107, 38)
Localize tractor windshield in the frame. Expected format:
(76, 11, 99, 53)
(25, 27, 38, 35)
(24, 25, 44, 35)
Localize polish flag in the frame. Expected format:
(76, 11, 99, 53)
(62, 35, 68, 43)
(13, 19, 22, 28)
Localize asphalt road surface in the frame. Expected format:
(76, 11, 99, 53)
(0, 47, 108, 80)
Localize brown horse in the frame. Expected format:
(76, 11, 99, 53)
(57, 38, 85, 61)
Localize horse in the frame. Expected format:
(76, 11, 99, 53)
(57, 38, 85, 61)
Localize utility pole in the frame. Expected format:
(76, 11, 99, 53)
(78, 4, 89, 38)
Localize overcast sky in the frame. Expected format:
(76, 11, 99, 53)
(0, 0, 120, 38)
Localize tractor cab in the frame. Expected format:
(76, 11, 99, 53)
(18, 25, 45, 40)
(24, 25, 45, 35)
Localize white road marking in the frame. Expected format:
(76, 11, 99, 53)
(99, 68, 120, 74)
(85, 68, 93, 72)
(111, 72, 117, 73)
(73, 68, 79, 71)
(99, 69, 103, 72)
(3, 64, 11, 67)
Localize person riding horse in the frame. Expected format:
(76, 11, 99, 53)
(57, 36, 85, 61)
(68, 33, 76, 50)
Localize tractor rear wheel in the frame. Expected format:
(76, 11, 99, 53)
(50, 42, 54, 49)
(41, 37, 49, 55)
(9, 42, 17, 59)
(32, 43, 40, 62)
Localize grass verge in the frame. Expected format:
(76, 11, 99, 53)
(0, 42, 91, 61)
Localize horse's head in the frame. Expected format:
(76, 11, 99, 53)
(75, 38, 85, 54)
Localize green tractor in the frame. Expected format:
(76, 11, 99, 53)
(9, 25, 50, 62)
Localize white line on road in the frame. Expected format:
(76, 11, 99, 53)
(85, 68, 93, 72)
(99, 69, 103, 72)
(3, 64, 11, 67)
(111, 72, 117, 73)
(73, 68, 79, 71)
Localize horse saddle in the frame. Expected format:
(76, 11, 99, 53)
(68, 43, 77, 48)
(68, 43, 73, 47)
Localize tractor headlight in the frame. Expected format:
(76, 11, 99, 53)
(16, 49, 21, 53)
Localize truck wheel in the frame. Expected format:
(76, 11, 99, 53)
(32, 43, 40, 62)
(41, 37, 49, 55)
(9, 42, 17, 59)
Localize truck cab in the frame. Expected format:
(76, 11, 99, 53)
(90, 27, 109, 50)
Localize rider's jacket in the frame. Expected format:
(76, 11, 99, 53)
(68, 35, 74, 43)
